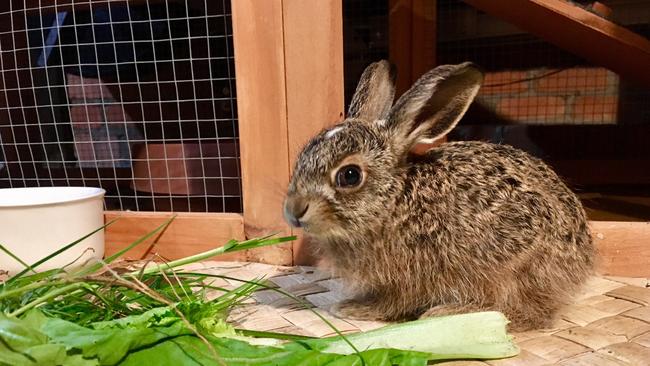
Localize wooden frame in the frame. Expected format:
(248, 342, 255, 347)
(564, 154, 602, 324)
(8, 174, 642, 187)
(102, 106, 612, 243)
(104, 214, 650, 277)
(101, 0, 650, 277)
(1, 1, 647, 277)
(103, 0, 344, 265)
(231, 0, 344, 265)
(389, 0, 437, 96)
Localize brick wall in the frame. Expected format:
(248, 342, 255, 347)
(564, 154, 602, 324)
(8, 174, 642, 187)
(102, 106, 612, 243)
(475, 67, 620, 125)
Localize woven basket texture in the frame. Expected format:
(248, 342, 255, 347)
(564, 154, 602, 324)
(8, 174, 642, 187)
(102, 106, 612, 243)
(187, 261, 650, 366)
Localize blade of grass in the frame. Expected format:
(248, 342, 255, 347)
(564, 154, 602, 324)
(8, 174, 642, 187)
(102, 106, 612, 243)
(2, 235, 295, 323)
(134, 235, 296, 277)
(9, 282, 86, 317)
(2, 268, 66, 288)
(0, 279, 67, 301)
(2, 218, 178, 314)
(5, 218, 119, 285)
(175, 272, 366, 365)
(236, 329, 316, 341)
(0, 244, 36, 275)
(75, 216, 177, 276)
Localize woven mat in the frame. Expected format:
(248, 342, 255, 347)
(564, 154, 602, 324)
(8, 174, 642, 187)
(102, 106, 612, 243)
(188, 261, 650, 365)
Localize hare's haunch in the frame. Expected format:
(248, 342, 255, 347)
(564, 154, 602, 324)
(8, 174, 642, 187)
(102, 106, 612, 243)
(284, 61, 595, 331)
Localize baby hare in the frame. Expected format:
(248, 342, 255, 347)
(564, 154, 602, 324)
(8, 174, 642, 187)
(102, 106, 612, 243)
(283, 61, 595, 331)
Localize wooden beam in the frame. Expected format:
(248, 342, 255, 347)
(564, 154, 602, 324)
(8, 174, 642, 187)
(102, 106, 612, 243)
(282, 0, 344, 264)
(592, 221, 650, 278)
(389, 0, 437, 96)
(104, 211, 247, 261)
(410, 0, 437, 82)
(104, 213, 650, 277)
(389, 0, 441, 150)
(231, 0, 293, 265)
(463, 0, 650, 86)
(389, 0, 414, 96)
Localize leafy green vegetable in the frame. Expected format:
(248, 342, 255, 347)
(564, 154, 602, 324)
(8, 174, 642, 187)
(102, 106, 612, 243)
(0, 312, 98, 366)
(120, 336, 431, 366)
(306, 311, 518, 360)
(0, 302, 516, 366)
(0, 219, 518, 365)
(1, 306, 431, 366)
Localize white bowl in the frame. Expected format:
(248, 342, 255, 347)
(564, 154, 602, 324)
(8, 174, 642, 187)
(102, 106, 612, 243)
(0, 187, 106, 275)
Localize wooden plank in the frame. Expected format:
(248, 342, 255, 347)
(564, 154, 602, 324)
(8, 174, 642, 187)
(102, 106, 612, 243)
(592, 221, 650, 278)
(282, 0, 344, 265)
(103, 212, 650, 277)
(104, 211, 246, 261)
(463, 0, 650, 86)
(410, 0, 437, 81)
(231, 0, 293, 265)
(389, 0, 414, 96)
(389, 0, 442, 149)
(389, 0, 436, 95)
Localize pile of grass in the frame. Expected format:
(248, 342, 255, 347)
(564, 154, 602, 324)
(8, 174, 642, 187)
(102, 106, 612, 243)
(0, 217, 519, 366)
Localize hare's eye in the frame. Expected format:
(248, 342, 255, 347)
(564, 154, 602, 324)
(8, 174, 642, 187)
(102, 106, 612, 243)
(335, 165, 363, 188)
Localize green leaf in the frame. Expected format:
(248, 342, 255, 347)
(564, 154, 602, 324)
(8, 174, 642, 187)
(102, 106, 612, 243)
(0, 315, 47, 350)
(305, 311, 519, 360)
(0, 313, 98, 366)
(41, 317, 192, 365)
(119, 335, 429, 366)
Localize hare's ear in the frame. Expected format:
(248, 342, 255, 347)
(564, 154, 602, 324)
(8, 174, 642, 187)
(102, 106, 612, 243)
(386, 62, 483, 154)
(348, 60, 397, 121)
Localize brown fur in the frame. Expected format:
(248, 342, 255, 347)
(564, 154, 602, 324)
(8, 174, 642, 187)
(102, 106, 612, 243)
(283, 61, 595, 331)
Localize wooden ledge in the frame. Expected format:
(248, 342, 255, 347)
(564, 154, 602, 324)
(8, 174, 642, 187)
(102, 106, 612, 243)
(104, 212, 650, 277)
(103, 211, 291, 264)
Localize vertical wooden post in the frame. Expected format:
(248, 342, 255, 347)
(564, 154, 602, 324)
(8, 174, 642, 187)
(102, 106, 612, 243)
(389, 0, 415, 96)
(389, 0, 441, 150)
(411, 0, 437, 80)
(232, 1, 293, 264)
(232, 1, 344, 265)
(283, 0, 344, 264)
(389, 0, 437, 96)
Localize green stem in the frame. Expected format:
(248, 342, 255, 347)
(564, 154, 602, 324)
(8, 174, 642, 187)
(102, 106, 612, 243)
(74, 216, 177, 277)
(6, 219, 118, 284)
(9, 283, 86, 317)
(132, 236, 296, 277)
(236, 329, 316, 341)
(0, 244, 36, 274)
(176, 272, 366, 364)
(0, 280, 66, 301)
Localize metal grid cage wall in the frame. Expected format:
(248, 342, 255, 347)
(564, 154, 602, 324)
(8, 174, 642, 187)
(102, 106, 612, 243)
(434, 0, 650, 192)
(343, 0, 650, 220)
(437, 0, 650, 128)
(0, 0, 241, 213)
(344, 0, 650, 126)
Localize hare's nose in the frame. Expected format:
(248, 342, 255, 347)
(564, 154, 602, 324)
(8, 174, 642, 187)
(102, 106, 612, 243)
(283, 196, 309, 228)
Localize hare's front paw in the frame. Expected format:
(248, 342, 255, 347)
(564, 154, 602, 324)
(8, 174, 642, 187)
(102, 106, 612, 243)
(332, 299, 386, 321)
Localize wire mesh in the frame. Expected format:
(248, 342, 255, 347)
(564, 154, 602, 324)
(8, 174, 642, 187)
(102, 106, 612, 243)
(0, 0, 241, 213)
(344, 0, 650, 125)
(436, 0, 650, 128)
(342, 0, 650, 219)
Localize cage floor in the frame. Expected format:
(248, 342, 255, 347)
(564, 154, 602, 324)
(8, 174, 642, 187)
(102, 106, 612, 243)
(188, 261, 650, 365)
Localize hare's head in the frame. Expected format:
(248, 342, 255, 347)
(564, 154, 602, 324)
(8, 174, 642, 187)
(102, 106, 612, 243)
(284, 61, 483, 240)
